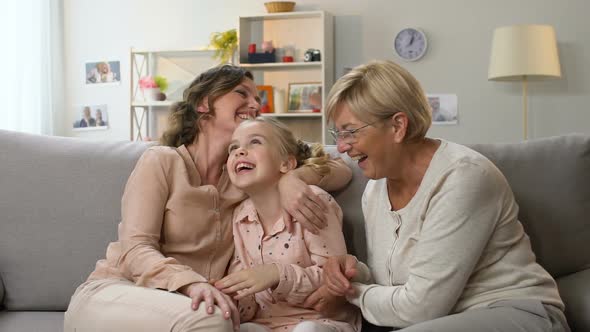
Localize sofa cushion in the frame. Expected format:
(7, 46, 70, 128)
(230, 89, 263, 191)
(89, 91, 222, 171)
(556, 268, 590, 332)
(470, 134, 590, 278)
(0, 311, 64, 332)
(0, 276, 4, 308)
(325, 148, 370, 262)
(0, 130, 149, 310)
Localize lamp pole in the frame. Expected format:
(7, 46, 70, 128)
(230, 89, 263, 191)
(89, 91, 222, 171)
(522, 76, 528, 140)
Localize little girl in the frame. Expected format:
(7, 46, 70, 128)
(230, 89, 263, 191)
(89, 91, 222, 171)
(215, 117, 361, 332)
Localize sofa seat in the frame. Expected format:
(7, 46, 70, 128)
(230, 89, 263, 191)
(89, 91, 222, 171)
(0, 312, 65, 331)
(556, 268, 590, 331)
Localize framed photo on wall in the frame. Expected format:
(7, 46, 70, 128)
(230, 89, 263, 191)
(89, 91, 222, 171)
(287, 82, 322, 113)
(257, 85, 274, 113)
(85, 60, 121, 85)
(72, 104, 109, 131)
(427, 94, 458, 125)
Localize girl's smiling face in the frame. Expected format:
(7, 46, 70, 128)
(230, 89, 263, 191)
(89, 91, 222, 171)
(227, 121, 291, 193)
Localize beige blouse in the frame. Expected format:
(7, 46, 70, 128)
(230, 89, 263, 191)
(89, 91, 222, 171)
(88, 145, 351, 292)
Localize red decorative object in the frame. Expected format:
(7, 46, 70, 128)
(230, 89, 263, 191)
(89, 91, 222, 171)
(248, 43, 256, 54)
(282, 56, 294, 62)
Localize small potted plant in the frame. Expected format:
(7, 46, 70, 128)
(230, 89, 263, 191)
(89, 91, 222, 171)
(209, 29, 238, 64)
(139, 75, 168, 101)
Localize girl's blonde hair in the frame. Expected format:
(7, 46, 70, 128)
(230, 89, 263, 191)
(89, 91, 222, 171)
(246, 117, 330, 176)
(325, 60, 432, 142)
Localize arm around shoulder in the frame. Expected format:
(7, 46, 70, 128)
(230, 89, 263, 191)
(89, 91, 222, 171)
(291, 157, 352, 192)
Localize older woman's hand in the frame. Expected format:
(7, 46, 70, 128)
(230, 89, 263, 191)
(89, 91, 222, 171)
(180, 282, 240, 331)
(278, 172, 328, 234)
(323, 254, 359, 296)
(303, 285, 350, 318)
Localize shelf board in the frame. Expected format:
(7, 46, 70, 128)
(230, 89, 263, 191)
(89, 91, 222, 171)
(131, 48, 214, 54)
(132, 100, 175, 107)
(262, 112, 322, 118)
(240, 11, 324, 21)
(239, 62, 321, 70)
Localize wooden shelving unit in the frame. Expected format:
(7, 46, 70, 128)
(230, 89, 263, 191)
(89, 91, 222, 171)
(129, 48, 216, 141)
(129, 10, 334, 143)
(238, 10, 334, 144)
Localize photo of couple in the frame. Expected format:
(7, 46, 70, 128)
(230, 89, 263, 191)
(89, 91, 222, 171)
(72, 105, 109, 130)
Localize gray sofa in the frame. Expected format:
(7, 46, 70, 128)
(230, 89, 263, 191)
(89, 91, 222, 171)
(0, 129, 588, 332)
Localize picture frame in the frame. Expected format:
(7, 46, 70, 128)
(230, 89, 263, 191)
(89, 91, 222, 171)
(72, 104, 109, 131)
(287, 82, 322, 113)
(85, 60, 121, 85)
(427, 94, 458, 125)
(257, 85, 274, 113)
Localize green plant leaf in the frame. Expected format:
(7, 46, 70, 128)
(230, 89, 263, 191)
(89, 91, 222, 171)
(209, 29, 237, 64)
(154, 75, 168, 92)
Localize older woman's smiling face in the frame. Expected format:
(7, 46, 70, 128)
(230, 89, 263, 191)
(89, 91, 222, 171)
(332, 103, 395, 180)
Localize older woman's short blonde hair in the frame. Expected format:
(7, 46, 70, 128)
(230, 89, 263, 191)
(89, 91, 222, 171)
(325, 60, 432, 142)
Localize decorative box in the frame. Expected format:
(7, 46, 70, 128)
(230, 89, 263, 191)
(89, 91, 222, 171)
(247, 50, 276, 64)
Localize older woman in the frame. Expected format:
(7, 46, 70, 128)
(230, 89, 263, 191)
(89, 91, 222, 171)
(64, 65, 351, 332)
(309, 60, 570, 332)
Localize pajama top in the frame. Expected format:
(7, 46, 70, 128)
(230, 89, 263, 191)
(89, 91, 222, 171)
(231, 186, 361, 332)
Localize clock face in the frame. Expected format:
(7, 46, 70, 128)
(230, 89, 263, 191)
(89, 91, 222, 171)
(394, 28, 428, 61)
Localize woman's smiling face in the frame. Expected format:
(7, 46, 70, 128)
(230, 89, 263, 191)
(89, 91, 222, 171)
(204, 77, 261, 143)
(332, 103, 395, 180)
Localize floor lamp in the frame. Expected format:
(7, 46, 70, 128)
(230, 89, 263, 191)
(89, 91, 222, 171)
(488, 25, 562, 140)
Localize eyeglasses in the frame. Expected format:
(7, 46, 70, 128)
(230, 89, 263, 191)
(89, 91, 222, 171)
(329, 120, 379, 143)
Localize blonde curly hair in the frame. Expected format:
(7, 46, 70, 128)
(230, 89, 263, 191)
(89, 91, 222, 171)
(244, 117, 330, 176)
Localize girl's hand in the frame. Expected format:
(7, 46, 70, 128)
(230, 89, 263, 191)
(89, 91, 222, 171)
(215, 264, 280, 300)
(180, 282, 240, 331)
(278, 172, 329, 234)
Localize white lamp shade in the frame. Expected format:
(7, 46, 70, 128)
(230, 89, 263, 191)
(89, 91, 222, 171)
(488, 25, 561, 81)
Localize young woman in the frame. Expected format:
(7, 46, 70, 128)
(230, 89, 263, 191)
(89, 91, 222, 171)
(64, 65, 352, 332)
(215, 117, 362, 332)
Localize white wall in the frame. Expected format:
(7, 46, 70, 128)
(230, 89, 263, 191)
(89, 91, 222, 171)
(63, 0, 590, 143)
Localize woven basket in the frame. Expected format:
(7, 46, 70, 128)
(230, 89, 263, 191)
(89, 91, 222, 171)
(264, 1, 295, 13)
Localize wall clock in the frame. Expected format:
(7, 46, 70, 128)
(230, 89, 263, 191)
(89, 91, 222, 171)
(394, 28, 428, 61)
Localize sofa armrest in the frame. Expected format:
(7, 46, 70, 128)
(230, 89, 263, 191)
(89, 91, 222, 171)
(556, 268, 590, 332)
